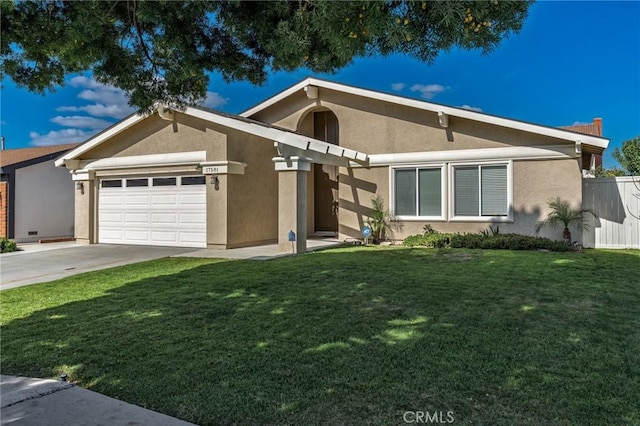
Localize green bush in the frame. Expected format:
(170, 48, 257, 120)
(0, 237, 18, 253)
(403, 229, 574, 252)
(403, 232, 453, 248)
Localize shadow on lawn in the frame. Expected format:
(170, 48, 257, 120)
(1, 248, 639, 425)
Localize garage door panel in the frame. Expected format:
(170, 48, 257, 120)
(100, 194, 124, 206)
(150, 231, 178, 242)
(100, 212, 123, 224)
(179, 194, 206, 205)
(124, 212, 149, 223)
(99, 229, 124, 240)
(179, 213, 206, 224)
(124, 194, 149, 205)
(151, 194, 178, 205)
(179, 232, 207, 244)
(151, 212, 178, 224)
(123, 229, 150, 241)
(99, 176, 207, 248)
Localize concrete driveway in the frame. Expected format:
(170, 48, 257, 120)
(0, 244, 195, 290)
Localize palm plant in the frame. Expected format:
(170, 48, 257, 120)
(367, 195, 394, 244)
(536, 197, 595, 244)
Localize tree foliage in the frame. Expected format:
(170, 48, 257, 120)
(612, 136, 640, 176)
(1, 0, 532, 111)
(593, 165, 625, 178)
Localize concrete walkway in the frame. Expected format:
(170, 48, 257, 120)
(176, 238, 344, 260)
(0, 375, 195, 426)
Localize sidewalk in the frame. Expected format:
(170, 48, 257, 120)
(0, 375, 196, 426)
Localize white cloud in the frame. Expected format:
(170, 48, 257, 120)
(391, 83, 406, 91)
(201, 91, 229, 109)
(59, 76, 135, 119)
(460, 104, 483, 112)
(51, 115, 112, 130)
(572, 121, 591, 126)
(31, 75, 230, 147)
(410, 84, 448, 99)
(29, 129, 94, 146)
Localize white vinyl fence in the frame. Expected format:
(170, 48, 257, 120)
(582, 177, 640, 249)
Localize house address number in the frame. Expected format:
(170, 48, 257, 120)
(202, 166, 221, 174)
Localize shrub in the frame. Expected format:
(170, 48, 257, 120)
(403, 233, 453, 248)
(0, 237, 18, 253)
(404, 230, 575, 252)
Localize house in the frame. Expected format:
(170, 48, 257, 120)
(1, 143, 79, 242)
(55, 78, 609, 251)
(560, 118, 603, 171)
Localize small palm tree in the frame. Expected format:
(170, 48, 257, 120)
(536, 197, 595, 244)
(367, 195, 394, 244)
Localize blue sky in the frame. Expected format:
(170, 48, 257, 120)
(1, 1, 638, 168)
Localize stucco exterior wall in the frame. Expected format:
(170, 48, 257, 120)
(338, 158, 583, 242)
(79, 113, 227, 161)
(226, 131, 279, 248)
(14, 160, 75, 242)
(252, 88, 566, 155)
(74, 179, 94, 244)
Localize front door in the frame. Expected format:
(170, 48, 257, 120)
(313, 111, 339, 234)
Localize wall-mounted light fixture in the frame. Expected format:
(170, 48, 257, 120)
(210, 175, 219, 191)
(75, 181, 84, 195)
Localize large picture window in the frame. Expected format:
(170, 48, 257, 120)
(453, 164, 508, 217)
(394, 167, 443, 218)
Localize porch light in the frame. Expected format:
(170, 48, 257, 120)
(210, 175, 219, 185)
(75, 182, 84, 194)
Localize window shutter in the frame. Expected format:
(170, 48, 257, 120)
(395, 169, 416, 215)
(454, 167, 479, 216)
(481, 165, 508, 216)
(418, 168, 441, 216)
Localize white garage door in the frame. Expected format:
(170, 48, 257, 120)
(98, 176, 207, 248)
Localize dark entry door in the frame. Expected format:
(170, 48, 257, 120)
(313, 111, 339, 233)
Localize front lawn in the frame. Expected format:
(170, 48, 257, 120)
(1, 248, 639, 425)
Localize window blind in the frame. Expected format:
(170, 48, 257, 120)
(395, 169, 416, 216)
(418, 168, 441, 216)
(454, 167, 479, 216)
(481, 165, 508, 216)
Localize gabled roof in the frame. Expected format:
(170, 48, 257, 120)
(241, 77, 609, 150)
(55, 106, 368, 169)
(1, 143, 80, 170)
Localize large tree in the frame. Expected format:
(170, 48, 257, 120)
(1, 0, 532, 111)
(612, 136, 640, 176)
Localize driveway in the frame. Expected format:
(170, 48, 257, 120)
(0, 244, 196, 290)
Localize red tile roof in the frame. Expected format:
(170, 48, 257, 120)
(560, 118, 603, 137)
(0, 143, 80, 168)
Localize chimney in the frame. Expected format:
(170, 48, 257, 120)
(0, 137, 4, 150)
(593, 118, 603, 136)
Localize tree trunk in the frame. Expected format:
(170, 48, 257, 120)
(563, 227, 572, 244)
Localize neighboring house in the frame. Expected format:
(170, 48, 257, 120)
(1, 143, 79, 242)
(55, 78, 609, 251)
(560, 118, 603, 171)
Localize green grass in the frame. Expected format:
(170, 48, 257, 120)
(1, 247, 639, 425)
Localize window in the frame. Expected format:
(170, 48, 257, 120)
(152, 177, 176, 186)
(126, 178, 148, 187)
(394, 167, 443, 218)
(101, 180, 122, 188)
(453, 164, 508, 217)
(181, 176, 206, 185)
